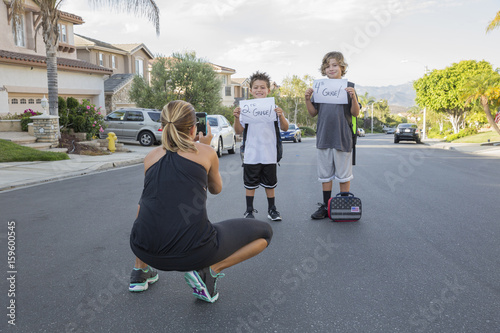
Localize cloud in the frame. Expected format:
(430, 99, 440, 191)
(221, 39, 285, 64)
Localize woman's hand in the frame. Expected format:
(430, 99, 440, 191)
(198, 122, 213, 145)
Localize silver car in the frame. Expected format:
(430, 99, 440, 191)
(101, 108, 162, 146)
(207, 115, 236, 157)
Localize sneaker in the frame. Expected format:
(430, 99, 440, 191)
(267, 206, 282, 221)
(244, 209, 258, 219)
(311, 203, 328, 219)
(184, 267, 225, 303)
(129, 266, 159, 292)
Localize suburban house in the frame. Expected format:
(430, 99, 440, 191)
(0, 0, 112, 116)
(151, 57, 249, 107)
(74, 34, 154, 113)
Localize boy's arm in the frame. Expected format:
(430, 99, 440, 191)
(305, 88, 318, 117)
(346, 87, 361, 117)
(275, 106, 289, 131)
(233, 107, 244, 134)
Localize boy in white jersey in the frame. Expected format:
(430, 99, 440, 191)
(233, 71, 289, 221)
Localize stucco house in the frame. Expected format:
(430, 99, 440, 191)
(74, 34, 154, 113)
(0, 0, 112, 116)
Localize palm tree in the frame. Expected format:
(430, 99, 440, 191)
(10, 0, 160, 116)
(486, 10, 500, 33)
(462, 72, 500, 135)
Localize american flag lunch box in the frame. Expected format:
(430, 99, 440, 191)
(328, 192, 362, 222)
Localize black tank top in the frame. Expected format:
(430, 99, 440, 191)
(130, 150, 217, 256)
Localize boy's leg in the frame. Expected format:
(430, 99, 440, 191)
(339, 181, 350, 193)
(243, 164, 261, 218)
(333, 149, 353, 194)
(312, 149, 335, 219)
(129, 257, 158, 292)
(261, 165, 281, 221)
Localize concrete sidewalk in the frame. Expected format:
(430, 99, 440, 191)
(0, 135, 153, 191)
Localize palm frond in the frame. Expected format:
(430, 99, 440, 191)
(486, 10, 500, 33)
(87, 0, 160, 35)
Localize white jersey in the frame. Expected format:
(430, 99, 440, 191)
(240, 119, 277, 165)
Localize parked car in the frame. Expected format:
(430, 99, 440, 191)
(357, 128, 365, 137)
(207, 115, 236, 157)
(100, 108, 162, 146)
(386, 127, 396, 134)
(281, 123, 302, 143)
(394, 123, 421, 144)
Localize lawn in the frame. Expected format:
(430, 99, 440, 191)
(452, 131, 500, 143)
(0, 139, 69, 162)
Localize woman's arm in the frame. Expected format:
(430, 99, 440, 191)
(207, 148, 222, 194)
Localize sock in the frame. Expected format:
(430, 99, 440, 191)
(267, 197, 275, 210)
(246, 196, 254, 211)
(323, 191, 331, 205)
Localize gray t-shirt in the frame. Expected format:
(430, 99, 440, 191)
(313, 81, 356, 152)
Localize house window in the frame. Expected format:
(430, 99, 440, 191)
(58, 24, 67, 43)
(111, 55, 116, 69)
(99, 53, 104, 66)
(225, 86, 232, 96)
(135, 59, 144, 77)
(12, 14, 26, 47)
(36, 99, 41, 104)
(20, 98, 27, 104)
(11, 99, 18, 104)
(28, 98, 34, 104)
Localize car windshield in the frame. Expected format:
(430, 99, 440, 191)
(289, 124, 296, 129)
(398, 123, 416, 128)
(208, 117, 218, 126)
(148, 112, 160, 122)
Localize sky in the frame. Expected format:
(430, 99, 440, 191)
(60, 0, 500, 87)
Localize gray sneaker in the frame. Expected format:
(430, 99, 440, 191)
(129, 266, 159, 292)
(184, 267, 225, 303)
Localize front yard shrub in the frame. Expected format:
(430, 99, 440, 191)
(300, 126, 316, 137)
(20, 109, 42, 131)
(445, 127, 478, 142)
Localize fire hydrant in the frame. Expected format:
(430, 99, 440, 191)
(106, 132, 117, 153)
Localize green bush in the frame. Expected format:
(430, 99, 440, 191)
(300, 126, 316, 137)
(73, 115, 86, 133)
(20, 109, 42, 131)
(66, 97, 79, 110)
(445, 128, 478, 142)
(58, 96, 69, 129)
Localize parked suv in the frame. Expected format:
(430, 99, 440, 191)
(394, 123, 421, 144)
(100, 108, 162, 146)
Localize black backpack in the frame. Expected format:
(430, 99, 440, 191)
(240, 119, 283, 165)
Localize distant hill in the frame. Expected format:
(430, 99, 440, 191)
(356, 82, 416, 109)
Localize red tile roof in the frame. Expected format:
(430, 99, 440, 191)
(0, 49, 113, 74)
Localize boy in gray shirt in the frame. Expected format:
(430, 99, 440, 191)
(305, 51, 361, 219)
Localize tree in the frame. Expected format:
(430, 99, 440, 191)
(279, 75, 313, 124)
(414, 60, 493, 134)
(486, 10, 500, 33)
(11, 0, 160, 117)
(461, 71, 500, 135)
(131, 52, 222, 114)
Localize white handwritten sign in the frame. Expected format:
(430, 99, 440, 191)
(239, 97, 276, 124)
(312, 79, 348, 104)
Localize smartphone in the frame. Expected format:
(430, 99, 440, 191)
(196, 112, 207, 136)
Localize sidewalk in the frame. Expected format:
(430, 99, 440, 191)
(0, 133, 152, 191)
(422, 138, 500, 156)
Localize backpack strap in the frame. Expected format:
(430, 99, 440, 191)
(344, 81, 357, 165)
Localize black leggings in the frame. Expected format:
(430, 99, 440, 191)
(131, 218, 273, 272)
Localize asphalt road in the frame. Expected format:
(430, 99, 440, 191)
(1, 135, 499, 333)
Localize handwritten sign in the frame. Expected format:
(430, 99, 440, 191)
(312, 79, 348, 104)
(239, 97, 276, 124)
